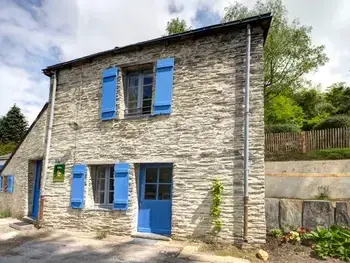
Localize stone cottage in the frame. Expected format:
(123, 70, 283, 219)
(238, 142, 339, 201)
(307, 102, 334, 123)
(0, 14, 271, 244)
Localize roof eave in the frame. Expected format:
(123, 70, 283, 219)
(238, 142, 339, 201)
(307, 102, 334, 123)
(43, 13, 272, 75)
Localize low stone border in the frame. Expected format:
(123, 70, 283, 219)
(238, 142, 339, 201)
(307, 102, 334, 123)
(266, 198, 350, 232)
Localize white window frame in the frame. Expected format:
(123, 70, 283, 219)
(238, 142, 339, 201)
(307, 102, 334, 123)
(93, 166, 114, 207)
(126, 71, 153, 116)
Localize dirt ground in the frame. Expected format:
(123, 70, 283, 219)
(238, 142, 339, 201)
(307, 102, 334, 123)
(200, 236, 346, 263)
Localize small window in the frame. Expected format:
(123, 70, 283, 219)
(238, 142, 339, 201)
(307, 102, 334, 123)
(125, 71, 153, 117)
(91, 166, 114, 207)
(2, 176, 8, 192)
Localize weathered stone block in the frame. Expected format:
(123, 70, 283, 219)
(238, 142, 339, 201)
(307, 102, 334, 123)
(265, 198, 279, 232)
(303, 201, 334, 229)
(279, 199, 302, 233)
(336, 202, 350, 226)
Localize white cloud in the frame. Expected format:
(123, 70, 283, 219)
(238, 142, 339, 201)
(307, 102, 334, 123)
(0, 0, 350, 123)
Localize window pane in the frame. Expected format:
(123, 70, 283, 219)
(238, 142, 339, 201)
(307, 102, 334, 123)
(100, 192, 105, 204)
(143, 86, 152, 100)
(158, 185, 171, 200)
(109, 179, 114, 190)
(129, 75, 139, 87)
(145, 184, 157, 200)
(146, 168, 157, 183)
(99, 179, 105, 190)
(128, 87, 138, 102)
(109, 167, 114, 190)
(143, 76, 153, 86)
(109, 192, 114, 204)
(95, 192, 105, 204)
(159, 167, 172, 183)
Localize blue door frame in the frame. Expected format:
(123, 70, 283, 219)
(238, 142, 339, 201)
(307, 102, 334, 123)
(137, 164, 173, 235)
(32, 160, 42, 219)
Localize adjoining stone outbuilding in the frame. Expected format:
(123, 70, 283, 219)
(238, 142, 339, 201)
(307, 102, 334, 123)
(0, 14, 271, 245)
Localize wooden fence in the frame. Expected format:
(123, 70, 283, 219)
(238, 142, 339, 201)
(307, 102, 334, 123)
(265, 128, 350, 154)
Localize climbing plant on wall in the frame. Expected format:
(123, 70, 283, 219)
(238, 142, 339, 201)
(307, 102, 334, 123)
(210, 178, 224, 233)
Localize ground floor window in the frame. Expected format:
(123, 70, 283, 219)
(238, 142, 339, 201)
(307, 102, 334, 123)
(91, 166, 114, 207)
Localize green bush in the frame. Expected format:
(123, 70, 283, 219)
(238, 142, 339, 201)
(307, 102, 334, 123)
(0, 210, 11, 218)
(304, 226, 350, 261)
(270, 229, 283, 238)
(313, 114, 350, 130)
(0, 142, 16, 155)
(265, 123, 301, 133)
(309, 148, 350, 160)
(266, 148, 350, 161)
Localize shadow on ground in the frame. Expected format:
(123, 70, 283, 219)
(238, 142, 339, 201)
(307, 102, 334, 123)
(0, 230, 196, 263)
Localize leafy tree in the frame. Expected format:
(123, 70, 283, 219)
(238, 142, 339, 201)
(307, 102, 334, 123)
(166, 18, 190, 35)
(0, 104, 28, 144)
(223, 0, 329, 99)
(265, 95, 304, 126)
(313, 115, 350, 130)
(326, 82, 350, 115)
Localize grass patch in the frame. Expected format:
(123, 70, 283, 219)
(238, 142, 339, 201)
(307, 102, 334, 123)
(266, 148, 350, 161)
(0, 210, 11, 218)
(95, 230, 108, 240)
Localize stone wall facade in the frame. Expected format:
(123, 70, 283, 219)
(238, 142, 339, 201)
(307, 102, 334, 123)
(1, 24, 266, 244)
(42, 26, 266, 244)
(0, 106, 48, 218)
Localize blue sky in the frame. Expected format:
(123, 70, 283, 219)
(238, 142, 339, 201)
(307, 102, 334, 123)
(1, 0, 350, 123)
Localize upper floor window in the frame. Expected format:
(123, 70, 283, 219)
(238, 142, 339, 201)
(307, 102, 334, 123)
(125, 71, 153, 118)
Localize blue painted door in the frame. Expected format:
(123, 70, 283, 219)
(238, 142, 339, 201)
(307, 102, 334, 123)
(138, 164, 173, 235)
(32, 160, 42, 219)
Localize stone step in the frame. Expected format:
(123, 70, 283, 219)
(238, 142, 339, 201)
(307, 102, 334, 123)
(22, 216, 37, 225)
(9, 221, 35, 231)
(131, 232, 171, 241)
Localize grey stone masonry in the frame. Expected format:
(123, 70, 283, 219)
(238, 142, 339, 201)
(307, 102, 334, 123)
(336, 202, 350, 227)
(0, 106, 48, 218)
(302, 201, 335, 229)
(279, 199, 302, 233)
(41, 26, 266, 244)
(265, 198, 279, 232)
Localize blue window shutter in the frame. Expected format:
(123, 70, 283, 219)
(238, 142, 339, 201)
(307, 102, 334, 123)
(113, 163, 130, 210)
(0, 176, 2, 192)
(7, 175, 14, 193)
(71, 164, 86, 209)
(101, 67, 118, 120)
(154, 58, 175, 115)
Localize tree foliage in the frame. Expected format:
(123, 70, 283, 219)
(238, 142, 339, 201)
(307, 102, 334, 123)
(0, 104, 28, 144)
(313, 115, 350, 130)
(223, 0, 328, 98)
(166, 18, 190, 35)
(265, 95, 304, 126)
(325, 82, 350, 115)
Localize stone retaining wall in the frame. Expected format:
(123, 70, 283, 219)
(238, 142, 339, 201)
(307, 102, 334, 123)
(265, 160, 350, 199)
(266, 198, 350, 233)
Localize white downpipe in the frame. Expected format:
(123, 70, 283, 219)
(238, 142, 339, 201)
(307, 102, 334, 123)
(41, 71, 57, 197)
(243, 24, 251, 242)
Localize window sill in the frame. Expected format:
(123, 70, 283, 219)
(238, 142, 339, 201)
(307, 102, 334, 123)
(124, 114, 152, 120)
(85, 206, 113, 212)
